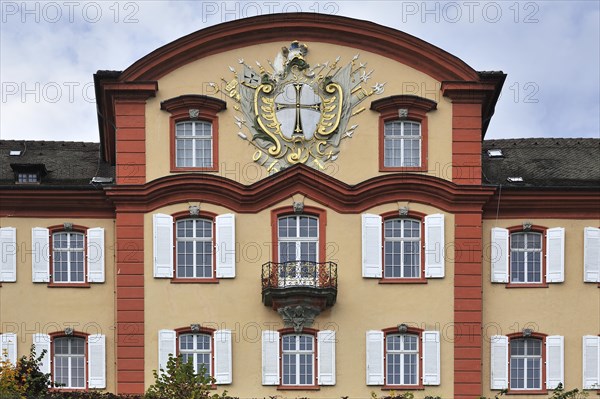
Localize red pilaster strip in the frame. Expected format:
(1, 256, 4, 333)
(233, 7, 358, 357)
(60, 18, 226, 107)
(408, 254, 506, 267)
(115, 100, 147, 185)
(454, 212, 484, 398)
(116, 212, 145, 394)
(451, 103, 482, 185)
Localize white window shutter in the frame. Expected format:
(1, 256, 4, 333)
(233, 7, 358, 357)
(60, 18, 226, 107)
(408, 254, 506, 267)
(33, 333, 51, 374)
(546, 335, 564, 389)
(318, 330, 336, 385)
(424, 214, 445, 278)
(261, 330, 280, 385)
(583, 335, 600, 390)
(584, 227, 600, 282)
(491, 228, 509, 283)
(87, 227, 105, 283)
(153, 214, 173, 278)
(365, 330, 384, 385)
(158, 329, 176, 376)
(0, 333, 17, 365)
(216, 214, 236, 278)
(422, 331, 441, 385)
(32, 228, 49, 282)
(88, 334, 106, 389)
(546, 227, 565, 283)
(490, 335, 508, 390)
(214, 330, 232, 384)
(0, 227, 17, 282)
(361, 214, 382, 278)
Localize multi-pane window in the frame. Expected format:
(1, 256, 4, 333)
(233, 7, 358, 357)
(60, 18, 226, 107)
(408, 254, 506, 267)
(282, 334, 314, 386)
(278, 216, 318, 263)
(383, 121, 421, 167)
(52, 232, 85, 283)
(510, 338, 542, 390)
(510, 232, 542, 283)
(17, 173, 38, 183)
(278, 216, 318, 284)
(386, 334, 419, 386)
(384, 218, 421, 278)
(180, 334, 211, 377)
(175, 121, 213, 168)
(176, 219, 213, 279)
(54, 337, 85, 389)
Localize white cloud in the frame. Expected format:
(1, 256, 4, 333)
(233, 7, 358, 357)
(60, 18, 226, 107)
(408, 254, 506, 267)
(1, 0, 598, 142)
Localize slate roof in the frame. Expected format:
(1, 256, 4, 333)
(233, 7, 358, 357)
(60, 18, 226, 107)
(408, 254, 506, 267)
(1, 138, 598, 189)
(482, 138, 600, 188)
(0, 140, 114, 187)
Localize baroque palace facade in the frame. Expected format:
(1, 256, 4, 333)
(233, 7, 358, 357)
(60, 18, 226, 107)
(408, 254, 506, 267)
(0, 13, 599, 399)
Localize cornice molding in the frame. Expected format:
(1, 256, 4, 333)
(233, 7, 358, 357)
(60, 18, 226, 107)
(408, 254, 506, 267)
(105, 164, 495, 213)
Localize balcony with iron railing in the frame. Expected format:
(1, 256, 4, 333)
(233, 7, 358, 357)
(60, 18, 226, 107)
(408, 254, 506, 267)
(261, 261, 337, 308)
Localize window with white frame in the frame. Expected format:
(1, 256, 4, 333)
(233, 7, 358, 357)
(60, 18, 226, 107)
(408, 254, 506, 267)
(158, 329, 232, 384)
(510, 338, 542, 390)
(278, 215, 318, 284)
(490, 334, 563, 392)
(278, 215, 318, 263)
(281, 334, 315, 386)
(52, 232, 85, 283)
(179, 333, 211, 377)
(510, 232, 542, 283)
(17, 173, 39, 183)
(175, 121, 213, 168)
(386, 334, 419, 385)
(384, 218, 421, 278)
(176, 218, 213, 279)
(383, 121, 421, 167)
(53, 337, 85, 389)
(261, 330, 336, 386)
(366, 329, 440, 386)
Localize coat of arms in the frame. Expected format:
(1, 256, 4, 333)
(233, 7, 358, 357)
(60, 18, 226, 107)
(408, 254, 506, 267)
(222, 41, 385, 173)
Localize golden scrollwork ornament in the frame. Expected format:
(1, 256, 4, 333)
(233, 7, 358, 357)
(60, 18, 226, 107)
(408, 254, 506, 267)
(229, 41, 385, 173)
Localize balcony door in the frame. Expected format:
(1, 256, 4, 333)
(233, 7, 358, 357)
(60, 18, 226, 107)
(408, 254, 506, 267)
(278, 215, 319, 286)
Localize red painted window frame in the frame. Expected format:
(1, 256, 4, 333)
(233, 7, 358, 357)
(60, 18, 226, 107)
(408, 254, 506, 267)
(382, 326, 425, 390)
(174, 325, 216, 382)
(379, 210, 427, 284)
(161, 95, 227, 173)
(270, 206, 327, 263)
(171, 210, 219, 284)
(277, 327, 320, 391)
(506, 332, 548, 395)
(49, 330, 90, 391)
(370, 95, 437, 173)
(48, 224, 90, 288)
(506, 225, 548, 288)
(269, 207, 327, 288)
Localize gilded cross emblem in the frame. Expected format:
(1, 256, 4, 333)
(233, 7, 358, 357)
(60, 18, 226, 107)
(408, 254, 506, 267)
(275, 83, 322, 139)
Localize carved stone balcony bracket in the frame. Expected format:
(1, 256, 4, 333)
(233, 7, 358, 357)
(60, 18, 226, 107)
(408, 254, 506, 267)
(278, 305, 322, 333)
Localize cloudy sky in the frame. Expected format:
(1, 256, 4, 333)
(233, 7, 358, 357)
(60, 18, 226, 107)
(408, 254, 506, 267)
(1, 1, 598, 142)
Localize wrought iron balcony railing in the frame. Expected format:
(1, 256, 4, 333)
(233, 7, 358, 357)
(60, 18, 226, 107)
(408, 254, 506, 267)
(261, 261, 338, 290)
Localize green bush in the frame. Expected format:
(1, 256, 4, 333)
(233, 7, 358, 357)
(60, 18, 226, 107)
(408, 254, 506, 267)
(145, 354, 229, 399)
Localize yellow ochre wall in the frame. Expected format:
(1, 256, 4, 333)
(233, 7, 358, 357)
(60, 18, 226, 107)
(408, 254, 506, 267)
(143, 199, 455, 397)
(0, 217, 117, 393)
(481, 218, 600, 399)
(144, 41, 453, 186)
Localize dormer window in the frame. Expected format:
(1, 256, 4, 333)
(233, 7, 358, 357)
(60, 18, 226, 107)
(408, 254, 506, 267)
(17, 172, 39, 183)
(10, 163, 47, 184)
